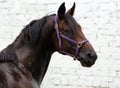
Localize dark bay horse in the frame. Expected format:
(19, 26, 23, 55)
(0, 3, 97, 88)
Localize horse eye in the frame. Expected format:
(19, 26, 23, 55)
(64, 28, 72, 33)
(62, 28, 73, 36)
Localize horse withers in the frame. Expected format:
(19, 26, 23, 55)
(0, 2, 97, 88)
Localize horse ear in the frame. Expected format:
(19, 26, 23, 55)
(67, 2, 75, 16)
(58, 2, 66, 19)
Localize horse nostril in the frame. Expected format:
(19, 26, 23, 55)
(87, 53, 92, 58)
(87, 52, 97, 61)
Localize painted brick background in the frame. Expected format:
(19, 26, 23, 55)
(0, 0, 120, 88)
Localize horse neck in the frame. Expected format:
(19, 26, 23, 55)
(30, 49, 53, 84)
(30, 37, 54, 84)
(12, 15, 55, 84)
(12, 41, 53, 85)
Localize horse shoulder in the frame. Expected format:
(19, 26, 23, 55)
(0, 63, 39, 88)
(0, 63, 8, 88)
(0, 72, 7, 88)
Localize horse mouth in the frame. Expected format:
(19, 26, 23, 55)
(82, 59, 95, 67)
(77, 55, 97, 67)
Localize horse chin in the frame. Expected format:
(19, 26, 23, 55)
(77, 57, 95, 67)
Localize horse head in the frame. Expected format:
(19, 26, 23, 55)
(53, 3, 97, 67)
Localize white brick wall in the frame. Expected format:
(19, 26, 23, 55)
(0, 0, 120, 88)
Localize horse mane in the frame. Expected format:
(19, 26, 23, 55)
(0, 45, 18, 64)
(16, 16, 47, 47)
(0, 15, 54, 64)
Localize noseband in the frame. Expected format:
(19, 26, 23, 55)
(54, 15, 88, 60)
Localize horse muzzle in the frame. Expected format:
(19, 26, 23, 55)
(77, 52, 97, 67)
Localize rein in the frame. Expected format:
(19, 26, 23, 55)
(54, 15, 88, 60)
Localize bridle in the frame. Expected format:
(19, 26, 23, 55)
(54, 15, 88, 60)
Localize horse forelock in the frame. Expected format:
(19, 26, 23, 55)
(64, 14, 78, 28)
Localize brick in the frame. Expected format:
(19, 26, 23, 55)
(51, 78, 61, 86)
(109, 77, 120, 88)
(61, 78, 69, 86)
(99, 3, 116, 11)
(94, 0, 111, 3)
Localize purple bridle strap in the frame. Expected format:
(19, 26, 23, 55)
(54, 15, 88, 60)
(54, 16, 62, 50)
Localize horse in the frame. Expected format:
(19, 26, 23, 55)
(0, 2, 97, 88)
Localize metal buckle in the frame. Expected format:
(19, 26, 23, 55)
(55, 23, 58, 30)
(73, 56, 77, 60)
(77, 43, 83, 48)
